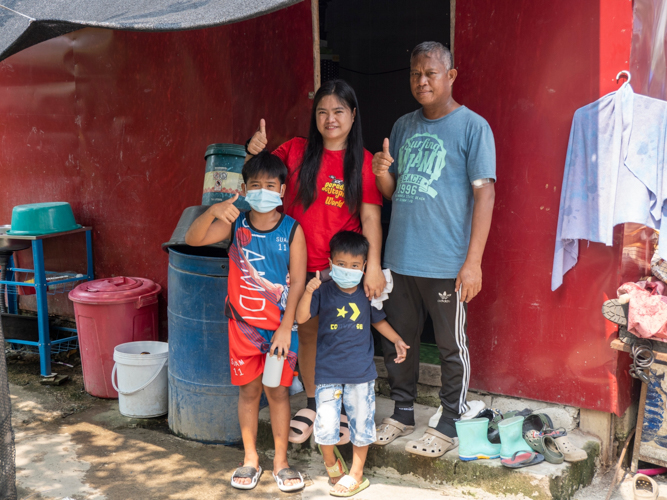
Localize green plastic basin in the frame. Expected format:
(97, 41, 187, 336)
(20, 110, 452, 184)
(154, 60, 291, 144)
(8, 202, 81, 235)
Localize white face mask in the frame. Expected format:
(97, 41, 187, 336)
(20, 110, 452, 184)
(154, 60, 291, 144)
(330, 264, 364, 288)
(244, 188, 283, 213)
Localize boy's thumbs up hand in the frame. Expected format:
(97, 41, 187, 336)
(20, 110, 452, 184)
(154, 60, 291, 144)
(372, 138, 394, 177)
(209, 194, 241, 224)
(306, 271, 322, 294)
(247, 118, 268, 155)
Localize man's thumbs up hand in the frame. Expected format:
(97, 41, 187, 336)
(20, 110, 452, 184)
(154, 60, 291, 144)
(383, 137, 390, 155)
(372, 138, 394, 177)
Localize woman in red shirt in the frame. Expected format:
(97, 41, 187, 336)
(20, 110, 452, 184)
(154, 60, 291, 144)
(246, 79, 385, 444)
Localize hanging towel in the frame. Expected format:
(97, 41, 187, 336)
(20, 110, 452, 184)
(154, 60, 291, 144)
(552, 83, 667, 290)
(371, 269, 393, 310)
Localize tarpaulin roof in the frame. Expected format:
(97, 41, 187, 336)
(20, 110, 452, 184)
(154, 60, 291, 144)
(0, 0, 301, 62)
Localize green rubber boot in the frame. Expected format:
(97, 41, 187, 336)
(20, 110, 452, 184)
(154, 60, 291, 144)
(455, 418, 501, 461)
(498, 416, 532, 460)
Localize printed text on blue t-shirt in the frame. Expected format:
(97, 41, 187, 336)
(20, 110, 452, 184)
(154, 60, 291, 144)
(395, 132, 447, 202)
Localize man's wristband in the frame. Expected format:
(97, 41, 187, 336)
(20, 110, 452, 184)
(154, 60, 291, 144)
(472, 178, 494, 188)
(244, 137, 253, 155)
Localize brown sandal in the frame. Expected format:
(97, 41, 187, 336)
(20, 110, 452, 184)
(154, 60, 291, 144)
(318, 444, 348, 486)
(374, 417, 414, 446)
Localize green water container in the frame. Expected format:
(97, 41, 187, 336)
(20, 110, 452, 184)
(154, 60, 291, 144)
(202, 144, 249, 210)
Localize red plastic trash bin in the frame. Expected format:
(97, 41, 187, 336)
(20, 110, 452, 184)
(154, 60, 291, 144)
(69, 276, 161, 398)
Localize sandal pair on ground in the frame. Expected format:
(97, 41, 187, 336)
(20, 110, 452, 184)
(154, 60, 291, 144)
(289, 407, 350, 444)
(521, 413, 587, 464)
(320, 445, 370, 497)
(524, 427, 587, 463)
(230, 465, 305, 492)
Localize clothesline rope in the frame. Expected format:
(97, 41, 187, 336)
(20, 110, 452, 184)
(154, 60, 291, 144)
(0, 5, 34, 21)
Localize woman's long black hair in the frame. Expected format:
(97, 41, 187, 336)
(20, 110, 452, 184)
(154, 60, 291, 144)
(295, 79, 364, 215)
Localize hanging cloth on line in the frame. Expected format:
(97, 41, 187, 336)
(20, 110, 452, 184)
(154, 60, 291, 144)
(552, 82, 667, 290)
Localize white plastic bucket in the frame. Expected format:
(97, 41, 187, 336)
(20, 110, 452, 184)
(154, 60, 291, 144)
(112, 341, 168, 418)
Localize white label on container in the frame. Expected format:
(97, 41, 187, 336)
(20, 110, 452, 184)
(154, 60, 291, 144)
(203, 170, 243, 194)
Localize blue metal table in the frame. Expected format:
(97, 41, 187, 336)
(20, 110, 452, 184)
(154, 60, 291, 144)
(0, 227, 94, 376)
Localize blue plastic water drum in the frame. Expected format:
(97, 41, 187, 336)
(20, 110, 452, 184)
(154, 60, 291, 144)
(202, 143, 250, 211)
(167, 247, 241, 444)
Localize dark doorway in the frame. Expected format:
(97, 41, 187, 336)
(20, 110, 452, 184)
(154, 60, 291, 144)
(319, 0, 450, 361)
(319, 0, 450, 152)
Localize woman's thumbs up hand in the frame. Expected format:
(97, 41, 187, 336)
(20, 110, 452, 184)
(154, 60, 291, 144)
(247, 118, 268, 155)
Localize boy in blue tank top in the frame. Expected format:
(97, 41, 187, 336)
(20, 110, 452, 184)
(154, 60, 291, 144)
(296, 231, 409, 497)
(185, 152, 307, 493)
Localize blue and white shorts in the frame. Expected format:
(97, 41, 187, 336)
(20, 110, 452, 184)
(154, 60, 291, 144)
(314, 381, 376, 447)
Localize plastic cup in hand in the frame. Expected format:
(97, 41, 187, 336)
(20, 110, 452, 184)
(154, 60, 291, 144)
(262, 352, 285, 388)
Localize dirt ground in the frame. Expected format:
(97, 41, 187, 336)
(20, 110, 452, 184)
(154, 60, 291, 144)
(5, 349, 667, 500)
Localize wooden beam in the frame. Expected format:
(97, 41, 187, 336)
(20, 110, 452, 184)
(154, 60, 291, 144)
(610, 338, 667, 363)
(311, 0, 320, 94)
(450, 0, 456, 65)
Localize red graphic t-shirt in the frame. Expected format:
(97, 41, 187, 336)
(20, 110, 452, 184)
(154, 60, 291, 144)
(273, 137, 383, 272)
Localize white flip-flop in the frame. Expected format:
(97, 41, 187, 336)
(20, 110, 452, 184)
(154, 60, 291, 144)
(231, 465, 262, 490)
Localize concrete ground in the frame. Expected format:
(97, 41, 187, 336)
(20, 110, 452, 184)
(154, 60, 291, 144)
(5, 351, 667, 500)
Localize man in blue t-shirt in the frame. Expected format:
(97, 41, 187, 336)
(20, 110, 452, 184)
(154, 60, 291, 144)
(372, 41, 496, 458)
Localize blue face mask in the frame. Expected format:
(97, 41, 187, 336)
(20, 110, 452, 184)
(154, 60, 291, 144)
(330, 264, 364, 289)
(245, 188, 283, 213)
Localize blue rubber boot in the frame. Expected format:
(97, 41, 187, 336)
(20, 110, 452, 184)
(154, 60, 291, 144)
(498, 416, 532, 460)
(455, 418, 501, 461)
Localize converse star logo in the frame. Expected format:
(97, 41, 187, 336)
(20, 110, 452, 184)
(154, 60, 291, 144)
(438, 291, 451, 303)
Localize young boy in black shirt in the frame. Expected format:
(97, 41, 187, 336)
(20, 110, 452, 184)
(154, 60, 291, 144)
(296, 231, 408, 497)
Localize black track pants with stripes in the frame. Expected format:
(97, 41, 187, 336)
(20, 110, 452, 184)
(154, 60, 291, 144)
(380, 272, 470, 419)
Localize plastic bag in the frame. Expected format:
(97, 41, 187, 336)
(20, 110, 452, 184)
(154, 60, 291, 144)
(630, 0, 667, 100)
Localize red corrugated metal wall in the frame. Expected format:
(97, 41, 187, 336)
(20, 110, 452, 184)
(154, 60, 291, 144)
(457, 0, 636, 413)
(0, 2, 314, 333)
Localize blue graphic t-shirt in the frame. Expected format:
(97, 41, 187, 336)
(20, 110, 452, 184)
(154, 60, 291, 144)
(310, 281, 386, 385)
(384, 106, 496, 278)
